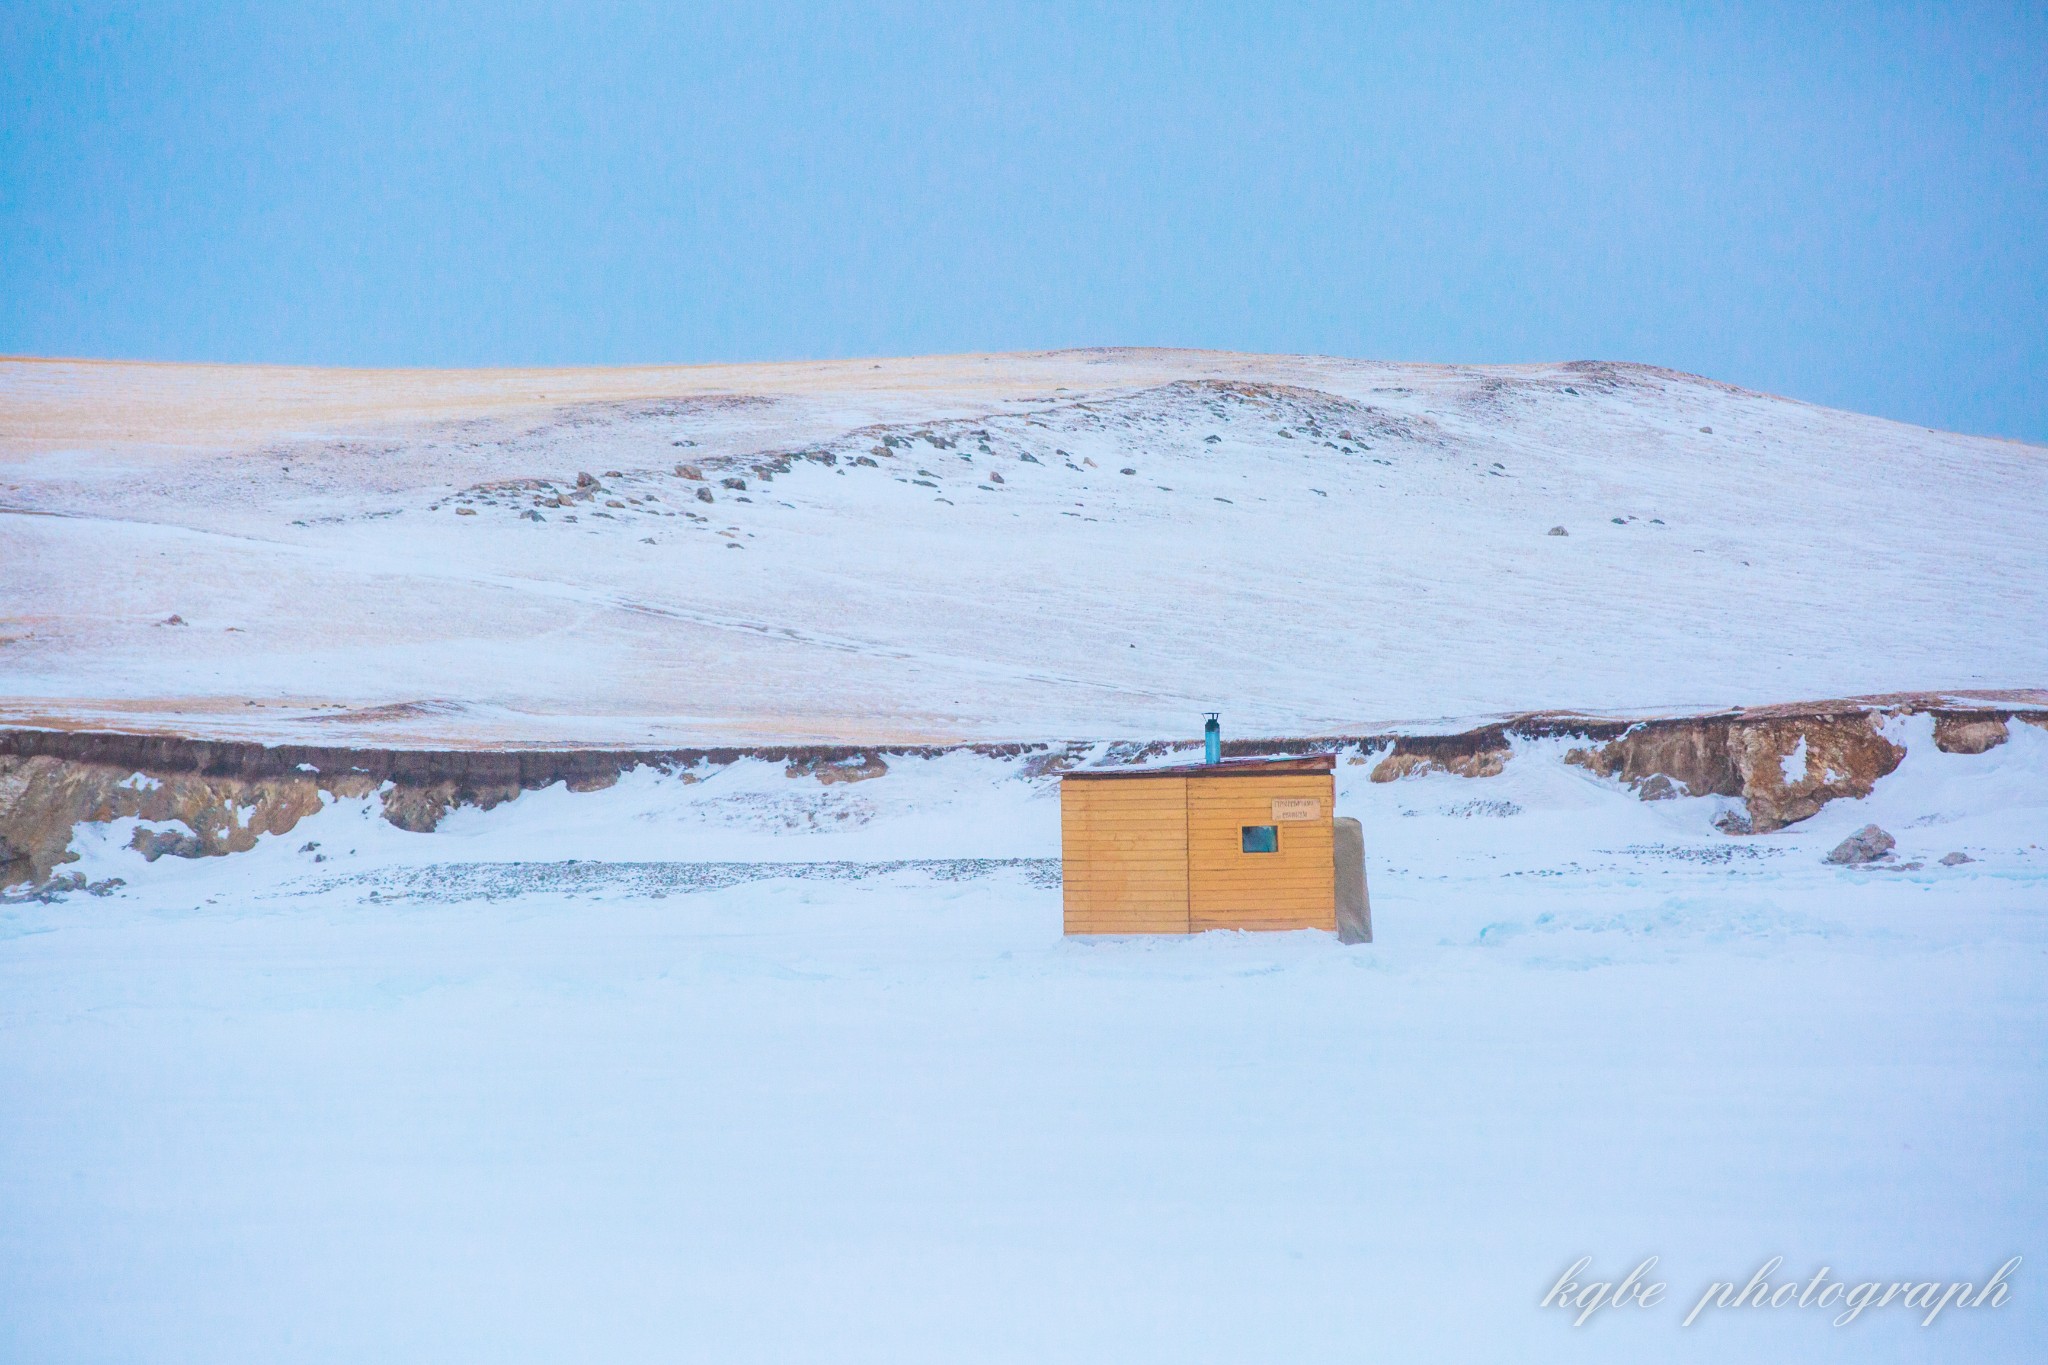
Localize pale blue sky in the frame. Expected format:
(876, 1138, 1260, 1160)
(3, 2, 2043, 440)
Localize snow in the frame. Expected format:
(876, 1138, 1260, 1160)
(4, 352, 2043, 1357)
(3, 717, 2043, 1361)
(3, 351, 2044, 746)
(1782, 734, 1809, 785)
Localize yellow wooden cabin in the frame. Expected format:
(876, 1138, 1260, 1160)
(1060, 754, 1343, 936)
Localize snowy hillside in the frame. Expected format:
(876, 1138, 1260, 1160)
(4, 350, 2042, 746)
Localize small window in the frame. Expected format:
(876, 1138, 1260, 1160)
(1241, 824, 1279, 854)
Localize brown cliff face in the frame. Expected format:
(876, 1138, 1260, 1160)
(2, 696, 2042, 887)
(1346, 699, 2045, 835)
(0, 755, 329, 883)
(0, 731, 1042, 887)
(1561, 712, 1905, 833)
(1727, 715, 1905, 831)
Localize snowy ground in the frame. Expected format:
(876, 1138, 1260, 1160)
(4, 350, 2044, 746)
(2, 716, 2042, 1361)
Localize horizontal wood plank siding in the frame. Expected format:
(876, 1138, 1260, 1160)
(1061, 766, 1338, 936)
(1187, 773, 1335, 932)
(1061, 775, 1189, 934)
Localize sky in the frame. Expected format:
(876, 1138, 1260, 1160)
(2, 2, 2044, 442)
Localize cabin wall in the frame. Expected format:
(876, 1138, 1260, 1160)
(1060, 771, 1337, 935)
(1188, 773, 1336, 932)
(1060, 775, 1190, 934)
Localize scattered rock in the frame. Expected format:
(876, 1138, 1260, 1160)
(605, 499, 626, 508)
(677, 464, 704, 479)
(159, 614, 187, 626)
(721, 477, 747, 491)
(1824, 824, 1895, 865)
(1940, 851, 1974, 866)
(1, 871, 121, 903)
(455, 507, 476, 516)
(131, 827, 207, 861)
(604, 470, 622, 478)
(1634, 773, 1684, 801)
(1119, 467, 1136, 475)
(988, 471, 1004, 484)
(695, 487, 714, 503)
(1712, 806, 1755, 835)
(1699, 426, 1712, 434)
(576, 471, 597, 488)
(1547, 526, 1568, 536)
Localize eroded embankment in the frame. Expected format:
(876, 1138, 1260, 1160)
(4, 695, 2045, 888)
(1368, 701, 2047, 833)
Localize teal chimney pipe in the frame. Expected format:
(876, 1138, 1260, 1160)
(1203, 712, 1221, 764)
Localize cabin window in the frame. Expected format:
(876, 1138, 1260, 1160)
(1240, 824, 1279, 854)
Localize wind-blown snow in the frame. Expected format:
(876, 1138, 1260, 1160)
(4, 350, 2042, 745)
(2, 716, 2043, 1361)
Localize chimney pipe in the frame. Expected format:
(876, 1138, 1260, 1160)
(1203, 712, 1221, 765)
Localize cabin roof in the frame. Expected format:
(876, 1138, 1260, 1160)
(1060, 753, 1337, 781)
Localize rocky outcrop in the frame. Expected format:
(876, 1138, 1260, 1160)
(1564, 710, 1905, 833)
(1933, 715, 2011, 754)
(1365, 726, 1514, 783)
(1729, 714, 1905, 831)
(0, 754, 330, 883)
(1370, 746, 1509, 782)
(785, 753, 889, 784)
(0, 730, 1053, 888)
(1363, 693, 2036, 834)
(2, 693, 2041, 887)
(378, 779, 526, 834)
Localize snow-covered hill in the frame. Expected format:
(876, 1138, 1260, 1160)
(3, 349, 2043, 746)
(5, 353, 2045, 1362)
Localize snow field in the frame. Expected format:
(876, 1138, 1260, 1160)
(1, 716, 2042, 1361)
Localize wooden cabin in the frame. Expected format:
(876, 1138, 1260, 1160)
(1060, 754, 1339, 935)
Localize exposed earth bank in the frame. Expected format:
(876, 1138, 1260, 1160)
(4, 692, 2043, 889)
